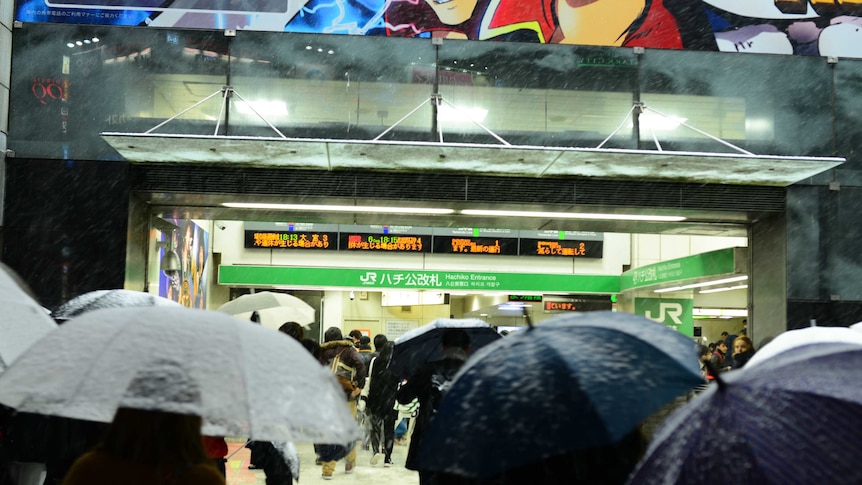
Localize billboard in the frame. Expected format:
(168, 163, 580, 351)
(14, 0, 862, 59)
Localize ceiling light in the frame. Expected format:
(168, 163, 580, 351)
(83, 39, 91, 44)
(699, 284, 748, 294)
(235, 100, 287, 118)
(654, 275, 748, 293)
(67, 42, 75, 48)
(76, 41, 83, 46)
(693, 308, 748, 317)
(222, 202, 455, 215)
(91, 37, 99, 43)
(437, 105, 488, 123)
(637, 112, 687, 130)
(461, 209, 686, 222)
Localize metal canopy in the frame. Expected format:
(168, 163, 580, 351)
(102, 132, 843, 187)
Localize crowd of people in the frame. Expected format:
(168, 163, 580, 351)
(4, 271, 831, 485)
(707, 326, 756, 375)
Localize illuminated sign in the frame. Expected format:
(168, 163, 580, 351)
(339, 225, 431, 253)
(243, 222, 339, 250)
(518, 230, 604, 258)
(245, 230, 337, 249)
(432, 228, 519, 255)
(243, 223, 607, 259)
(543, 297, 613, 312)
(508, 295, 543, 302)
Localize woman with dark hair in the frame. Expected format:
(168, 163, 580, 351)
(62, 408, 224, 485)
(360, 341, 399, 467)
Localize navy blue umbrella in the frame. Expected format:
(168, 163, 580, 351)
(629, 342, 862, 485)
(388, 318, 501, 381)
(418, 311, 703, 480)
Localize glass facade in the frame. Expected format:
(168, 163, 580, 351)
(11, 23, 856, 165)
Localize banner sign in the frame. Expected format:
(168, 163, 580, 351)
(620, 247, 742, 291)
(219, 265, 620, 293)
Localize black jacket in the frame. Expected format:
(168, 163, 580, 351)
(396, 348, 468, 470)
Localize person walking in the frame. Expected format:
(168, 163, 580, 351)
(396, 328, 471, 485)
(62, 408, 224, 485)
(360, 341, 399, 467)
(317, 327, 366, 480)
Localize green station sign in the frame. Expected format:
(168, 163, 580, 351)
(219, 266, 620, 294)
(634, 297, 694, 336)
(620, 247, 742, 291)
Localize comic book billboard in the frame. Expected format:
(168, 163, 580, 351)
(13, 0, 862, 58)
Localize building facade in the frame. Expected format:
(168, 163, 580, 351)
(3, 1, 862, 339)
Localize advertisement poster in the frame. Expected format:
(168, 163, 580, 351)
(158, 218, 209, 309)
(13, 0, 862, 59)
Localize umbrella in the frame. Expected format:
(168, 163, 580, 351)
(0, 265, 57, 373)
(0, 306, 360, 444)
(628, 342, 862, 484)
(51, 289, 180, 322)
(217, 291, 315, 330)
(744, 326, 862, 368)
(417, 311, 704, 480)
(388, 318, 501, 381)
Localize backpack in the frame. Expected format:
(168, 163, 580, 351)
(329, 347, 358, 397)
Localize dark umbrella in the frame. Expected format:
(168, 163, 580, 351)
(388, 318, 501, 381)
(417, 311, 704, 481)
(628, 342, 862, 485)
(51, 289, 180, 322)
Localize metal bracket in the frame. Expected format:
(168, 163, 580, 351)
(225, 29, 237, 37)
(829, 181, 840, 191)
(13, 21, 23, 29)
(633, 46, 645, 55)
(827, 56, 838, 65)
(431, 37, 443, 46)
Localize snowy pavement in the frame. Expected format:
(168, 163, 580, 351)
(226, 438, 419, 485)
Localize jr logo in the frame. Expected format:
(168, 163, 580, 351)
(634, 298, 694, 336)
(359, 272, 377, 285)
(644, 302, 684, 325)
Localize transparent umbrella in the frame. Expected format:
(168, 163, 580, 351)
(51, 289, 181, 323)
(0, 306, 359, 443)
(217, 291, 315, 330)
(745, 325, 862, 368)
(0, 264, 57, 373)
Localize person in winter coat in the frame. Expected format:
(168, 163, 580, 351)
(730, 336, 756, 369)
(317, 327, 366, 480)
(396, 328, 471, 485)
(62, 408, 224, 485)
(710, 341, 730, 372)
(360, 341, 399, 467)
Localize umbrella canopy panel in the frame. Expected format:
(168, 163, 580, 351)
(629, 343, 862, 485)
(51, 289, 181, 322)
(0, 306, 359, 444)
(418, 311, 704, 480)
(217, 291, 315, 328)
(0, 267, 57, 373)
(389, 318, 501, 381)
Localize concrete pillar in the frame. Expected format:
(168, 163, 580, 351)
(750, 213, 787, 347)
